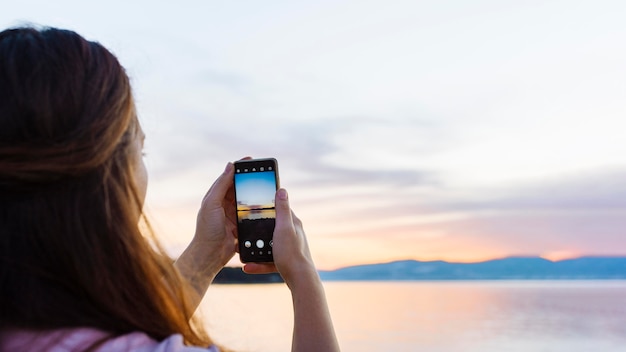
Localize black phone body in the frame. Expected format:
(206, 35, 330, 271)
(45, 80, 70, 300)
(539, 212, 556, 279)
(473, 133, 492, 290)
(233, 158, 279, 263)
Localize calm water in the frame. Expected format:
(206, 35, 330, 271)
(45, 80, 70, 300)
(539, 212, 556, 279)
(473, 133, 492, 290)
(198, 281, 626, 352)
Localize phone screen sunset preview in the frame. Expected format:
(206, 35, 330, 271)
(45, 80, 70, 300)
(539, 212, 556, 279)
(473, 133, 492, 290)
(234, 159, 278, 262)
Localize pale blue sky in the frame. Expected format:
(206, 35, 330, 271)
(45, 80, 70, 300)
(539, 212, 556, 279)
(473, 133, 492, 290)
(3, 0, 626, 267)
(235, 171, 277, 207)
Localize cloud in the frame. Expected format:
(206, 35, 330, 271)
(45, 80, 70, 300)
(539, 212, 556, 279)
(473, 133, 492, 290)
(7, 0, 626, 266)
(443, 168, 626, 212)
(297, 165, 626, 263)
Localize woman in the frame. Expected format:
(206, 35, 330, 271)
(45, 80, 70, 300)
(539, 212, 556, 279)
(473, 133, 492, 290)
(0, 26, 339, 351)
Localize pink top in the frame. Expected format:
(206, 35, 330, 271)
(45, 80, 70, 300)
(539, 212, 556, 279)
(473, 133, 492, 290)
(0, 328, 219, 352)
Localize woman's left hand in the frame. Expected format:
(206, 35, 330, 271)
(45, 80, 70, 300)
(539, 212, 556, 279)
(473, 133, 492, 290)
(174, 162, 237, 303)
(194, 161, 238, 267)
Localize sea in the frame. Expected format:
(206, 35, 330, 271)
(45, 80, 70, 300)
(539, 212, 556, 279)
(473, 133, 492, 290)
(198, 281, 626, 352)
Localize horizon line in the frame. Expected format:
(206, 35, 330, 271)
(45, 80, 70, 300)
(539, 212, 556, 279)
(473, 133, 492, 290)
(316, 254, 626, 271)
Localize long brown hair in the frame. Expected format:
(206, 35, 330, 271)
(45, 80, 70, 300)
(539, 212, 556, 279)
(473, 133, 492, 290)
(0, 26, 212, 347)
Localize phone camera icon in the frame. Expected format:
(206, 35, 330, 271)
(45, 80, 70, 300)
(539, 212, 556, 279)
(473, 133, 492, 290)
(260, 167, 264, 171)
(244, 241, 252, 248)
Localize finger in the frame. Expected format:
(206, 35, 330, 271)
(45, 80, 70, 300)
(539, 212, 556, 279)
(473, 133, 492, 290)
(224, 191, 236, 220)
(243, 263, 277, 274)
(274, 188, 294, 234)
(208, 156, 249, 204)
(203, 162, 235, 205)
(219, 156, 250, 207)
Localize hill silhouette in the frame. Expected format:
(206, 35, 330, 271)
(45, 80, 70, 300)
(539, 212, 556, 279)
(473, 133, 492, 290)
(318, 256, 626, 281)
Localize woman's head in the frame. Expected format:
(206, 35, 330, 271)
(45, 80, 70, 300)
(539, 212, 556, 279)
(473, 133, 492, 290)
(0, 26, 207, 346)
(0, 26, 141, 192)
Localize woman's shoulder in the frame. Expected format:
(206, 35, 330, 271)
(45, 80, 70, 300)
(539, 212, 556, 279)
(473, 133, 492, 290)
(101, 331, 218, 352)
(0, 328, 219, 352)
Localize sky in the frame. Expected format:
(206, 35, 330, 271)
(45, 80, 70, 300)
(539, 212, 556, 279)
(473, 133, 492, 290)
(3, 0, 626, 269)
(235, 171, 277, 208)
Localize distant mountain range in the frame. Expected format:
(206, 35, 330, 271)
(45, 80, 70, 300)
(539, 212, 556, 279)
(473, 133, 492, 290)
(318, 257, 626, 281)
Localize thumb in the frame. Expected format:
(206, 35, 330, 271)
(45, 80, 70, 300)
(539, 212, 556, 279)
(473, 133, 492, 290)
(274, 188, 293, 232)
(203, 162, 234, 205)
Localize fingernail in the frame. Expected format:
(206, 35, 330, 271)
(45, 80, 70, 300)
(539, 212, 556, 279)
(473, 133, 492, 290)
(224, 162, 233, 173)
(277, 188, 288, 200)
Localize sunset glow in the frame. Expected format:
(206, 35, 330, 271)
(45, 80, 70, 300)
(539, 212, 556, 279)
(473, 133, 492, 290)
(4, 1, 626, 270)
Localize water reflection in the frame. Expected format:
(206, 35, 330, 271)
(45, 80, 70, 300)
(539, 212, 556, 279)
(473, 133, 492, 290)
(200, 281, 626, 352)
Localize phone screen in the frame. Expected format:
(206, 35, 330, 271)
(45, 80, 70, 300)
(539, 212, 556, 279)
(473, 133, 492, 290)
(234, 158, 279, 263)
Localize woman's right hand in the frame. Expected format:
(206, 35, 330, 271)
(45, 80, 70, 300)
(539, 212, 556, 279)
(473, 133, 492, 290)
(242, 188, 318, 288)
(244, 188, 341, 351)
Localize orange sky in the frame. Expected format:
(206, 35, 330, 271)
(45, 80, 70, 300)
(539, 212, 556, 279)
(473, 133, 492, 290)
(148, 199, 620, 271)
(15, 1, 623, 271)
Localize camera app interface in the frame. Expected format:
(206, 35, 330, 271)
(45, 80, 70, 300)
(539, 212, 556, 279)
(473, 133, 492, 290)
(234, 162, 277, 262)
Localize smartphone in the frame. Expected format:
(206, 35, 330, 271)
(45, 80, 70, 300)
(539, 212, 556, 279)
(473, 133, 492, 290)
(233, 158, 280, 263)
